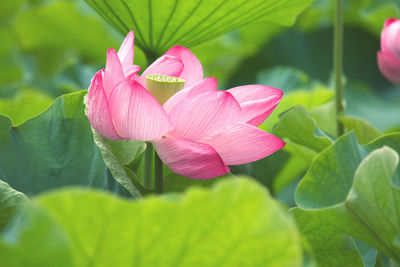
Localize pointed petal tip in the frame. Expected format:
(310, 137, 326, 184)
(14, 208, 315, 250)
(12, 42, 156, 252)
(165, 46, 203, 86)
(127, 30, 134, 38)
(169, 45, 185, 50)
(228, 85, 283, 126)
(384, 18, 398, 28)
(107, 47, 117, 57)
(202, 123, 286, 165)
(138, 55, 184, 87)
(117, 31, 135, 73)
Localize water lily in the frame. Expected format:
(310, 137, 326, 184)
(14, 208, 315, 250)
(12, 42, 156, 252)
(378, 18, 400, 85)
(87, 30, 285, 179)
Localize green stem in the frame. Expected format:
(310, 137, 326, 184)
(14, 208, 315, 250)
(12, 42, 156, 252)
(154, 152, 163, 194)
(334, 0, 344, 136)
(143, 143, 153, 188)
(143, 51, 163, 193)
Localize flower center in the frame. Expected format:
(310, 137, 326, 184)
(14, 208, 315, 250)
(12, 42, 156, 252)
(146, 74, 185, 105)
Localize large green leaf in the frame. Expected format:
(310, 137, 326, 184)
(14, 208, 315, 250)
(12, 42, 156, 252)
(309, 100, 336, 137)
(291, 208, 364, 267)
(272, 143, 316, 195)
(85, 0, 314, 54)
(0, 179, 27, 230)
(296, 133, 400, 262)
(0, 205, 74, 267)
(0, 91, 128, 196)
(92, 130, 144, 198)
(273, 105, 333, 153)
(260, 86, 334, 132)
(0, 90, 52, 126)
(341, 116, 382, 145)
(1, 178, 303, 266)
(296, 132, 400, 208)
(292, 207, 382, 267)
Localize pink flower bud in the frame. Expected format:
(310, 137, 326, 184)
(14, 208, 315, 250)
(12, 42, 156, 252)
(378, 18, 400, 85)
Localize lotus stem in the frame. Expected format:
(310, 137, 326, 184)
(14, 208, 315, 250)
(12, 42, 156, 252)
(334, 0, 344, 136)
(143, 143, 154, 188)
(154, 152, 163, 194)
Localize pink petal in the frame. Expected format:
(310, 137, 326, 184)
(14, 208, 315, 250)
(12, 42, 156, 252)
(152, 137, 229, 179)
(108, 78, 173, 141)
(228, 85, 283, 126)
(138, 55, 184, 87)
(87, 70, 122, 140)
(202, 123, 285, 165)
(117, 30, 135, 72)
(165, 45, 203, 87)
(381, 18, 400, 58)
(169, 90, 241, 140)
(163, 77, 218, 113)
(104, 48, 125, 99)
(377, 51, 400, 85)
(124, 65, 141, 78)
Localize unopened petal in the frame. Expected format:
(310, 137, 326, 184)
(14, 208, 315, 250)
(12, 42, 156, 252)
(108, 78, 173, 141)
(378, 51, 400, 85)
(87, 70, 122, 140)
(153, 137, 229, 179)
(163, 77, 218, 113)
(117, 30, 135, 72)
(202, 123, 285, 165)
(138, 55, 184, 87)
(165, 45, 203, 87)
(228, 85, 283, 126)
(104, 48, 125, 99)
(169, 90, 241, 140)
(381, 18, 400, 59)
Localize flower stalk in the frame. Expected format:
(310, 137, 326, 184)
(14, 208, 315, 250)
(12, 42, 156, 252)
(143, 142, 154, 188)
(154, 153, 163, 194)
(334, 0, 344, 136)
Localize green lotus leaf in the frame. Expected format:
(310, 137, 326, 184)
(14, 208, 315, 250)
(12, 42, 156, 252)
(1, 177, 303, 266)
(85, 0, 315, 54)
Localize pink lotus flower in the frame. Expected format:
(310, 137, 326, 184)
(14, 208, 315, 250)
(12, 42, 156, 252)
(87, 31, 285, 179)
(378, 18, 400, 85)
